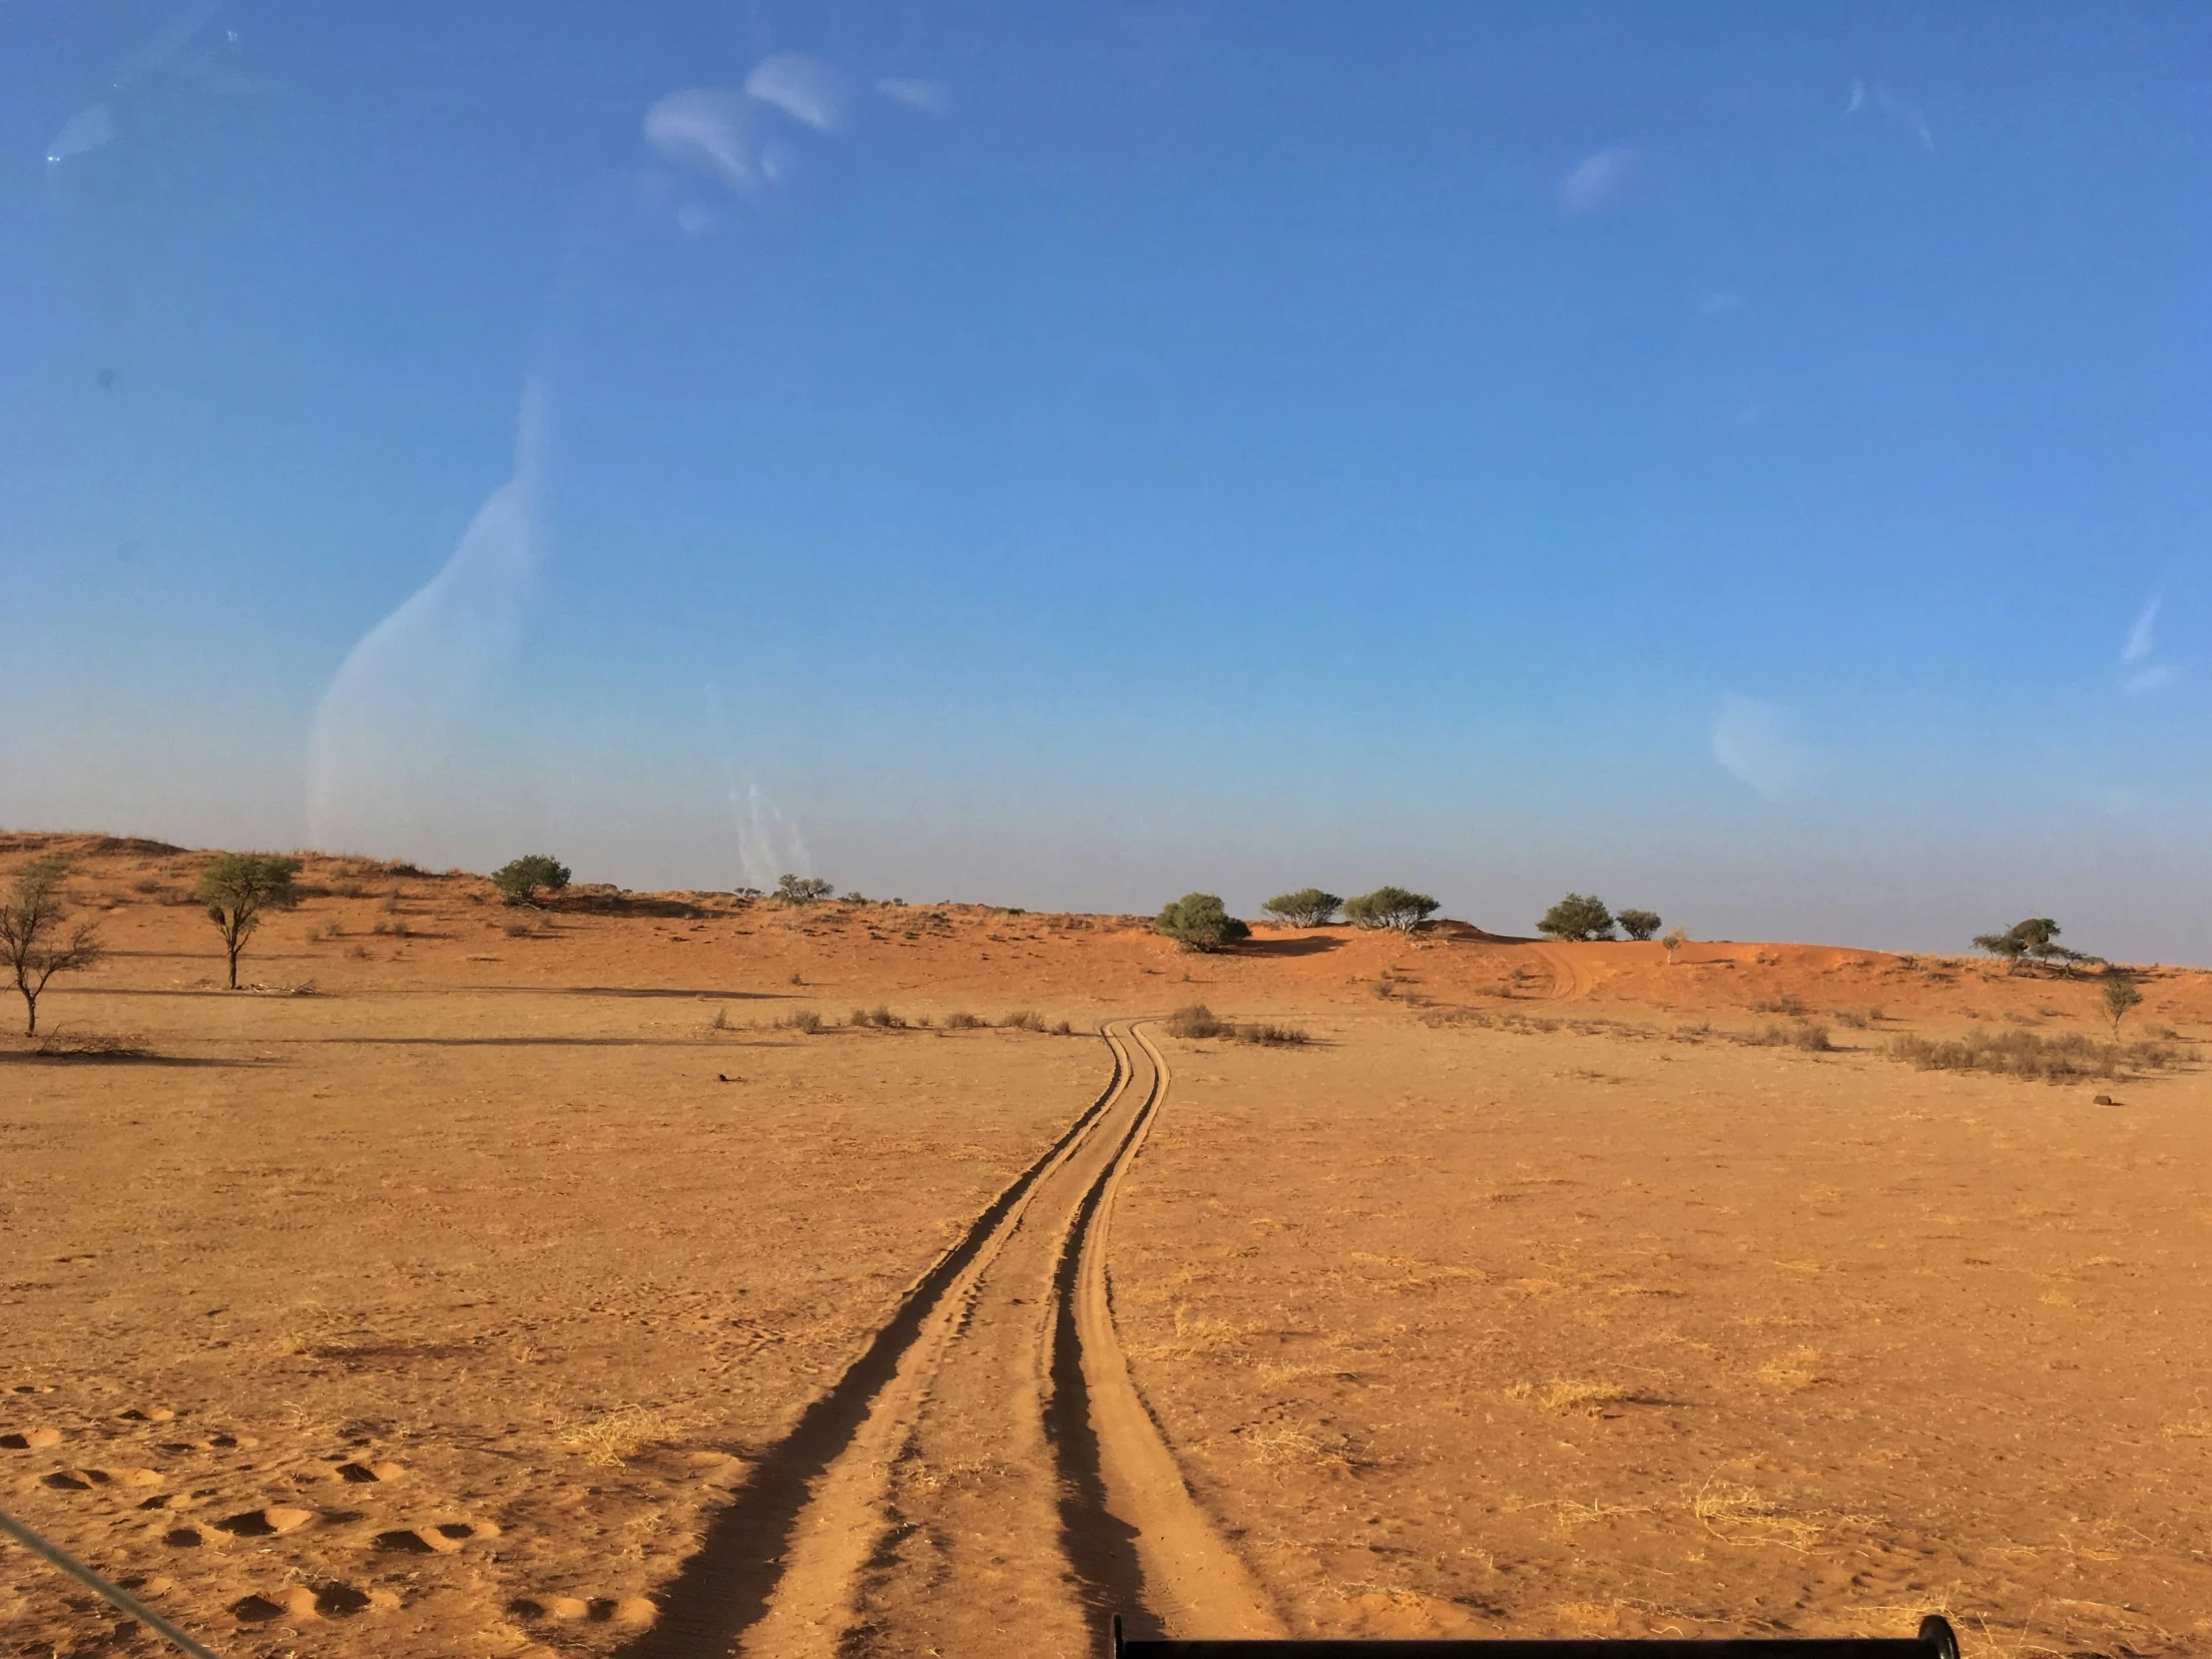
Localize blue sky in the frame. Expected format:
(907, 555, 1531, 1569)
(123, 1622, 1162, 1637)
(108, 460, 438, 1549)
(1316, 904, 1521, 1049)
(4, 3, 2210, 959)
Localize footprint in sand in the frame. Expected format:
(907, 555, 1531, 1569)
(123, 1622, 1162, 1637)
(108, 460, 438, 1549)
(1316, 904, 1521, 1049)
(45, 1466, 162, 1490)
(218, 1505, 316, 1536)
(1, 1428, 63, 1449)
(372, 1519, 500, 1553)
(118, 1406, 177, 1422)
(232, 1582, 400, 1622)
(510, 1594, 656, 1626)
(139, 1492, 200, 1510)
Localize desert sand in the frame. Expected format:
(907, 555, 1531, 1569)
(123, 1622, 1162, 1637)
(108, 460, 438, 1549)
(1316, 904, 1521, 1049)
(4, 832, 2209, 1659)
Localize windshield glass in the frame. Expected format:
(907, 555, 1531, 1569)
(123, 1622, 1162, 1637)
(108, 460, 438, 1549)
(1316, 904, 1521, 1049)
(5, 9, 2208, 1659)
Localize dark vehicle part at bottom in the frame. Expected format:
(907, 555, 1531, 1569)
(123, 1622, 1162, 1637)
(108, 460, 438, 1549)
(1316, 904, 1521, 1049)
(1115, 1615, 1960, 1659)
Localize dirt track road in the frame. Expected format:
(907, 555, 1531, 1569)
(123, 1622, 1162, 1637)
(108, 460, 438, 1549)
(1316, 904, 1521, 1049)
(627, 1020, 1279, 1659)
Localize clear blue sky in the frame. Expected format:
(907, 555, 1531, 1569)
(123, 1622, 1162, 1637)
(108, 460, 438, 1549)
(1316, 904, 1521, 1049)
(5, 3, 2209, 959)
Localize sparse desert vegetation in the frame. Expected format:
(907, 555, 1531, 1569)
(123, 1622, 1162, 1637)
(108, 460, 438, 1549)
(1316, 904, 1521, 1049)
(1, 830, 2207, 1659)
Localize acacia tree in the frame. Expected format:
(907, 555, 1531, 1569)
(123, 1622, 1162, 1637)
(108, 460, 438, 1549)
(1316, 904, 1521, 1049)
(776, 874, 833, 904)
(1661, 925, 1687, 966)
(1, 857, 103, 1036)
(492, 853, 572, 907)
(1617, 908, 1663, 941)
(1156, 892, 1249, 952)
(1344, 886, 1440, 933)
(1537, 893, 1614, 941)
(195, 853, 301, 990)
(1262, 888, 1342, 927)
(1972, 918, 2078, 975)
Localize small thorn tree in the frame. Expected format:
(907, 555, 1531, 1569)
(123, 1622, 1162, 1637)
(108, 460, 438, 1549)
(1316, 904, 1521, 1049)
(1, 857, 103, 1036)
(2101, 973, 2142, 1041)
(492, 853, 572, 908)
(1537, 893, 1614, 941)
(1661, 925, 1687, 965)
(1344, 886, 1440, 933)
(1156, 892, 1250, 952)
(1262, 888, 1342, 928)
(194, 853, 301, 990)
(776, 873, 834, 904)
(1617, 908, 1662, 941)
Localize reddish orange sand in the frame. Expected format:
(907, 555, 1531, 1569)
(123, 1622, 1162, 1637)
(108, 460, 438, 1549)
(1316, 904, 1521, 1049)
(2, 833, 2207, 1659)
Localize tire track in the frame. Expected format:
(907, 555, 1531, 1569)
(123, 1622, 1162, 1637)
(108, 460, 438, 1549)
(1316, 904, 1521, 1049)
(1063, 1022, 1285, 1643)
(620, 1047, 1127, 1659)
(626, 1021, 1278, 1659)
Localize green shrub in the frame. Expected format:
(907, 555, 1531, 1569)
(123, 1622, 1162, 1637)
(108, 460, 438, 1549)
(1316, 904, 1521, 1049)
(1156, 893, 1250, 952)
(195, 853, 302, 989)
(1262, 888, 1342, 927)
(491, 853, 571, 908)
(1616, 908, 1662, 941)
(1344, 886, 1439, 933)
(1537, 892, 1614, 941)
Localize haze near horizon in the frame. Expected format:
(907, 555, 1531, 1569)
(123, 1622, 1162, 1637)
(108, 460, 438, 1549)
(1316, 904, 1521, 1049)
(5, 3, 2210, 960)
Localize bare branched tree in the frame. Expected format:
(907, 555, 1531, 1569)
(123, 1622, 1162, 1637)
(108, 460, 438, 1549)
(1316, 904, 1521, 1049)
(1, 857, 103, 1036)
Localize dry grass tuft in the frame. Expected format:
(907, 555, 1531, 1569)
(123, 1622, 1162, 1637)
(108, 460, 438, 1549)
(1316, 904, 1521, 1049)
(1690, 1476, 1830, 1551)
(1508, 1379, 1634, 1417)
(558, 1404, 669, 1468)
(1890, 1028, 2177, 1082)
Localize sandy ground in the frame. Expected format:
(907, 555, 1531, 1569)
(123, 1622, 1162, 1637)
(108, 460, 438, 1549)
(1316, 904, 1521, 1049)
(3, 833, 2208, 1659)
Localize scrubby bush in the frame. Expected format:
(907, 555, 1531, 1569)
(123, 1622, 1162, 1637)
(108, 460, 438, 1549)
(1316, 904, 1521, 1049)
(195, 853, 301, 989)
(1156, 892, 1250, 952)
(776, 873, 834, 904)
(1892, 1027, 2171, 1082)
(1262, 888, 1342, 928)
(1537, 893, 1614, 941)
(1165, 1005, 1312, 1046)
(1167, 1004, 1232, 1038)
(999, 1009, 1047, 1031)
(492, 853, 571, 908)
(1344, 886, 1439, 933)
(943, 1010, 985, 1029)
(2101, 974, 2142, 1039)
(777, 1008, 825, 1034)
(1616, 908, 1662, 941)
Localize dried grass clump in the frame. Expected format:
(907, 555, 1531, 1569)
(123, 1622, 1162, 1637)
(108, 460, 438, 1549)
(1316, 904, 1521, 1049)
(1890, 1028, 2176, 1082)
(1167, 1004, 1231, 1038)
(1738, 1021, 1833, 1052)
(1507, 1379, 1634, 1417)
(998, 1009, 1047, 1031)
(1165, 1005, 1312, 1046)
(848, 1004, 905, 1029)
(942, 1010, 984, 1029)
(777, 1008, 825, 1034)
(557, 1404, 669, 1468)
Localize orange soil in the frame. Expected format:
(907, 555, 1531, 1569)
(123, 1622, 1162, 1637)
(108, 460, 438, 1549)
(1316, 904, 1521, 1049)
(2, 832, 2207, 1659)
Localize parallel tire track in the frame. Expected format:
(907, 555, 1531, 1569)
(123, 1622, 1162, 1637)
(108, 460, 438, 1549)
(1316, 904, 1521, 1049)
(620, 1047, 1127, 1659)
(625, 1021, 1280, 1659)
